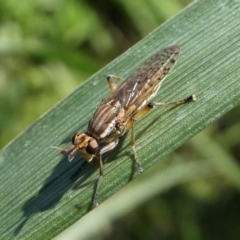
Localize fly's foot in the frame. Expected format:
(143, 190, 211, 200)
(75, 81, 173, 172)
(93, 201, 99, 207)
(136, 162, 143, 173)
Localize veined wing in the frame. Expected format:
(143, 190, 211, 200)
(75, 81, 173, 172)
(103, 45, 180, 118)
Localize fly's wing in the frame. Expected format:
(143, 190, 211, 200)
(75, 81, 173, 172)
(103, 45, 180, 118)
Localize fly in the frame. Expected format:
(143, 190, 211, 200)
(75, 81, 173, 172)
(60, 45, 196, 206)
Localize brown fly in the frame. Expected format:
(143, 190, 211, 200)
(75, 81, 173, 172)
(60, 45, 196, 206)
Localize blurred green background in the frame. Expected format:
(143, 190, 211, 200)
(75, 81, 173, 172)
(1, 0, 240, 239)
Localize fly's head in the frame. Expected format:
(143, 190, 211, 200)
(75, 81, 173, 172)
(61, 132, 98, 162)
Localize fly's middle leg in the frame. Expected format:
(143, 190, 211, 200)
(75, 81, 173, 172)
(107, 75, 125, 92)
(126, 94, 196, 173)
(126, 105, 155, 172)
(93, 138, 119, 206)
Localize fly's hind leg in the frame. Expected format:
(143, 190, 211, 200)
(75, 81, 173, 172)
(149, 94, 196, 107)
(93, 138, 119, 206)
(107, 75, 125, 92)
(126, 94, 196, 173)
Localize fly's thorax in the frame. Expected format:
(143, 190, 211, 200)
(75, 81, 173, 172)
(72, 132, 98, 162)
(88, 99, 125, 141)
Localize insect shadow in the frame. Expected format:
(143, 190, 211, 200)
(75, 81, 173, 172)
(10, 129, 91, 235)
(11, 130, 134, 235)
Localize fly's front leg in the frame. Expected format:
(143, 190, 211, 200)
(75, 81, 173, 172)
(131, 118, 143, 172)
(93, 138, 119, 206)
(93, 153, 103, 206)
(107, 75, 125, 92)
(149, 94, 196, 107)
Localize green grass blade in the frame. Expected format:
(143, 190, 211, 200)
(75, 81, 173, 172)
(1, 0, 240, 239)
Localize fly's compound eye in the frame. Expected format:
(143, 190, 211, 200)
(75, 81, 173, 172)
(72, 132, 79, 144)
(86, 139, 98, 155)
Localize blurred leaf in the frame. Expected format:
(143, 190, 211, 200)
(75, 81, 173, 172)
(1, 0, 240, 239)
(55, 160, 216, 240)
